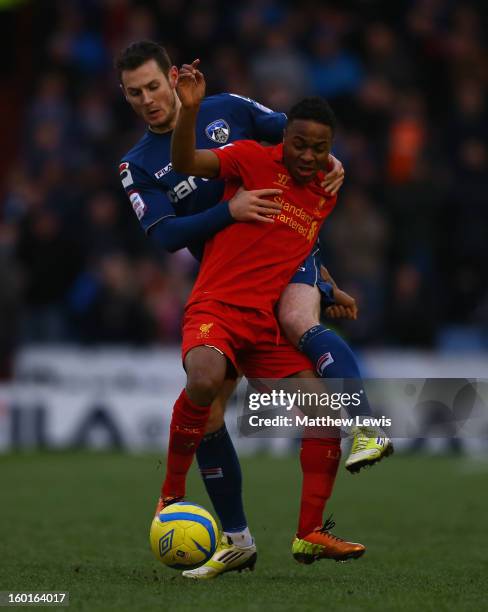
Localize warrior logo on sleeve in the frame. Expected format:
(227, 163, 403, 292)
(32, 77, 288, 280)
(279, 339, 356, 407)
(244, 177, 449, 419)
(205, 119, 230, 144)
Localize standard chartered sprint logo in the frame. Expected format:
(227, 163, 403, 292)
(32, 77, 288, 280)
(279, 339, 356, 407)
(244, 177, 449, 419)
(248, 389, 362, 411)
(273, 196, 319, 243)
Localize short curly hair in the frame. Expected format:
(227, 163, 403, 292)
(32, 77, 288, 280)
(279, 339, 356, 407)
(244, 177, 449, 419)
(287, 97, 337, 133)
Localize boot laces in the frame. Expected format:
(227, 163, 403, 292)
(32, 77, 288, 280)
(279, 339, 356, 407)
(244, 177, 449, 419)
(354, 435, 369, 452)
(353, 427, 375, 452)
(318, 515, 345, 542)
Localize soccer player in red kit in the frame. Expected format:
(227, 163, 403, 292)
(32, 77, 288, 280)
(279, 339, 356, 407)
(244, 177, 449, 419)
(159, 60, 365, 569)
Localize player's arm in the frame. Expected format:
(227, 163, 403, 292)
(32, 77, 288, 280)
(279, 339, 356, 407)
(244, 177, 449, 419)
(170, 61, 283, 227)
(171, 60, 220, 178)
(150, 187, 284, 250)
(120, 159, 283, 252)
(119, 158, 233, 252)
(150, 206, 232, 253)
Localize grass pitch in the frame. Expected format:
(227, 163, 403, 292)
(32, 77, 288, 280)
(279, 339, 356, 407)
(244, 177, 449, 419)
(1, 450, 487, 611)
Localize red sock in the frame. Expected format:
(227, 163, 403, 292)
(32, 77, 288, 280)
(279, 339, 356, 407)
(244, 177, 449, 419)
(297, 437, 341, 538)
(162, 389, 211, 498)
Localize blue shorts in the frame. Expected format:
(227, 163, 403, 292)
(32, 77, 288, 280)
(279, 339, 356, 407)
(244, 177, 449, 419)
(289, 249, 335, 307)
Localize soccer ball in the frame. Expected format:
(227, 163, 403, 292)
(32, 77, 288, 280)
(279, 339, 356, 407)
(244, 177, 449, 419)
(150, 502, 218, 569)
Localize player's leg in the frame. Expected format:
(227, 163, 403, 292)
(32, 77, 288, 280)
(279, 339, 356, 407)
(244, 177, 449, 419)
(180, 305, 257, 580)
(277, 255, 393, 472)
(277, 278, 370, 393)
(278, 281, 373, 414)
(290, 370, 366, 563)
(196, 378, 253, 546)
(159, 345, 227, 509)
(203, 379, 231, 435)
(182, 374, 258, 580)
(240, 332, 365, 563)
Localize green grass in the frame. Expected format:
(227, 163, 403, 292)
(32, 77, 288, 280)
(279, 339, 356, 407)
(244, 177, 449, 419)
(1, 451, 487, 611)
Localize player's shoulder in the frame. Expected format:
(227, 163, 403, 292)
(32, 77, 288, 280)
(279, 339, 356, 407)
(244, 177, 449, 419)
(202, 92, 234, 105)
(200, 93, 244, 117)
(120, 129, 169, 168)
(121, 130, 149, 165)
(217, 139, 278, 169)
(221, 139, 265, 154)
(203, 92, 274, 114)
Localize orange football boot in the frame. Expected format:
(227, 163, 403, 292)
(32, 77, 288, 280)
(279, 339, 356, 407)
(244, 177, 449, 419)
(154, 495, 184, 517)
(292, 517, 366, 563)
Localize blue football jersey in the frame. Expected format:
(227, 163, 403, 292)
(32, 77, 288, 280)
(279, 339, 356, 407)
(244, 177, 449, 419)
(119, 93, 286, 234)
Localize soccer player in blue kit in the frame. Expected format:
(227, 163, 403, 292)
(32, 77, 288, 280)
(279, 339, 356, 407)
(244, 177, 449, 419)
(117, 42, 392, 578)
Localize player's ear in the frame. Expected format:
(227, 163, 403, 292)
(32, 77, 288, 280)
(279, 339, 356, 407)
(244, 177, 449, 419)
(168, 66, 178, 88)
(120, 83, 128, 102)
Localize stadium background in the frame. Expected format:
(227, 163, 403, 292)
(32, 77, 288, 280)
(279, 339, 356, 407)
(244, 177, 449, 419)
(1, 2, 488, 610)
(0, 0, 487, 452)
(1, 0, 488, 361)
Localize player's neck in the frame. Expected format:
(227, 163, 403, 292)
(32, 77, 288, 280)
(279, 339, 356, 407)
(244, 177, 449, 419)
(148, 124, 172, 134)
(148, 96, 182, 134)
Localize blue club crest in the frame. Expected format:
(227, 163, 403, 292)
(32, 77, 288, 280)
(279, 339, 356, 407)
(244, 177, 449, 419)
(205, 119, 230, 144)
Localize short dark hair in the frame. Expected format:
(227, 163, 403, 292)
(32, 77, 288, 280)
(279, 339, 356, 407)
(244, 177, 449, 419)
(115, 41, 172, 82)
(287, 97, 337, 133)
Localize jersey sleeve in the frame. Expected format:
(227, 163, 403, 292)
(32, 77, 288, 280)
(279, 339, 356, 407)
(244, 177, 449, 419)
(118, 159, 175, 233)
(211, 140, 258, 181)
(228, 93, 287, 143)
(150, 203, 233, 255)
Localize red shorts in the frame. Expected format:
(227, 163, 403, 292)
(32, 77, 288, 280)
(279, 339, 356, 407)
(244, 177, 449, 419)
(182, 300, 313, 379)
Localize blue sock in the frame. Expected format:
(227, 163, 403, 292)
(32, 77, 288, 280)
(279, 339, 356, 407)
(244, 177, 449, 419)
(196, 425, 248, 532)
(298, 325, 372, 418)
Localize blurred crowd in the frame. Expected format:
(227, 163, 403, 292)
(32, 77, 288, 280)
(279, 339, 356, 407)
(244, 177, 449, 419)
(1, 0, 488, 376)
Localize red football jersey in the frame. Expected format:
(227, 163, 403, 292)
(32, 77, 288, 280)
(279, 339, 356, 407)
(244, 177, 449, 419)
(187, 140, 337, 311)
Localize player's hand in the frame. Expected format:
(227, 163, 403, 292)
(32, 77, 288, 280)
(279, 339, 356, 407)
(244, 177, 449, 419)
(177, 59, 206, 108)
(325, 295, 358, 320)
(320, 265, 358, 319)
(321, 154, 345, 196)
(229, 187, 283, 224)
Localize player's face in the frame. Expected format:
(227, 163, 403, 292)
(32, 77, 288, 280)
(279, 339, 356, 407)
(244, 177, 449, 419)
(283, 120, 333, 184)
(121, 59, 179, 133)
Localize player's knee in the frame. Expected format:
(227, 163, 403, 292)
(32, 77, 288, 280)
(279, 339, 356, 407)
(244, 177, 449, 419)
(186, 371, 222, 405)
(184, 347, 226, 404)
